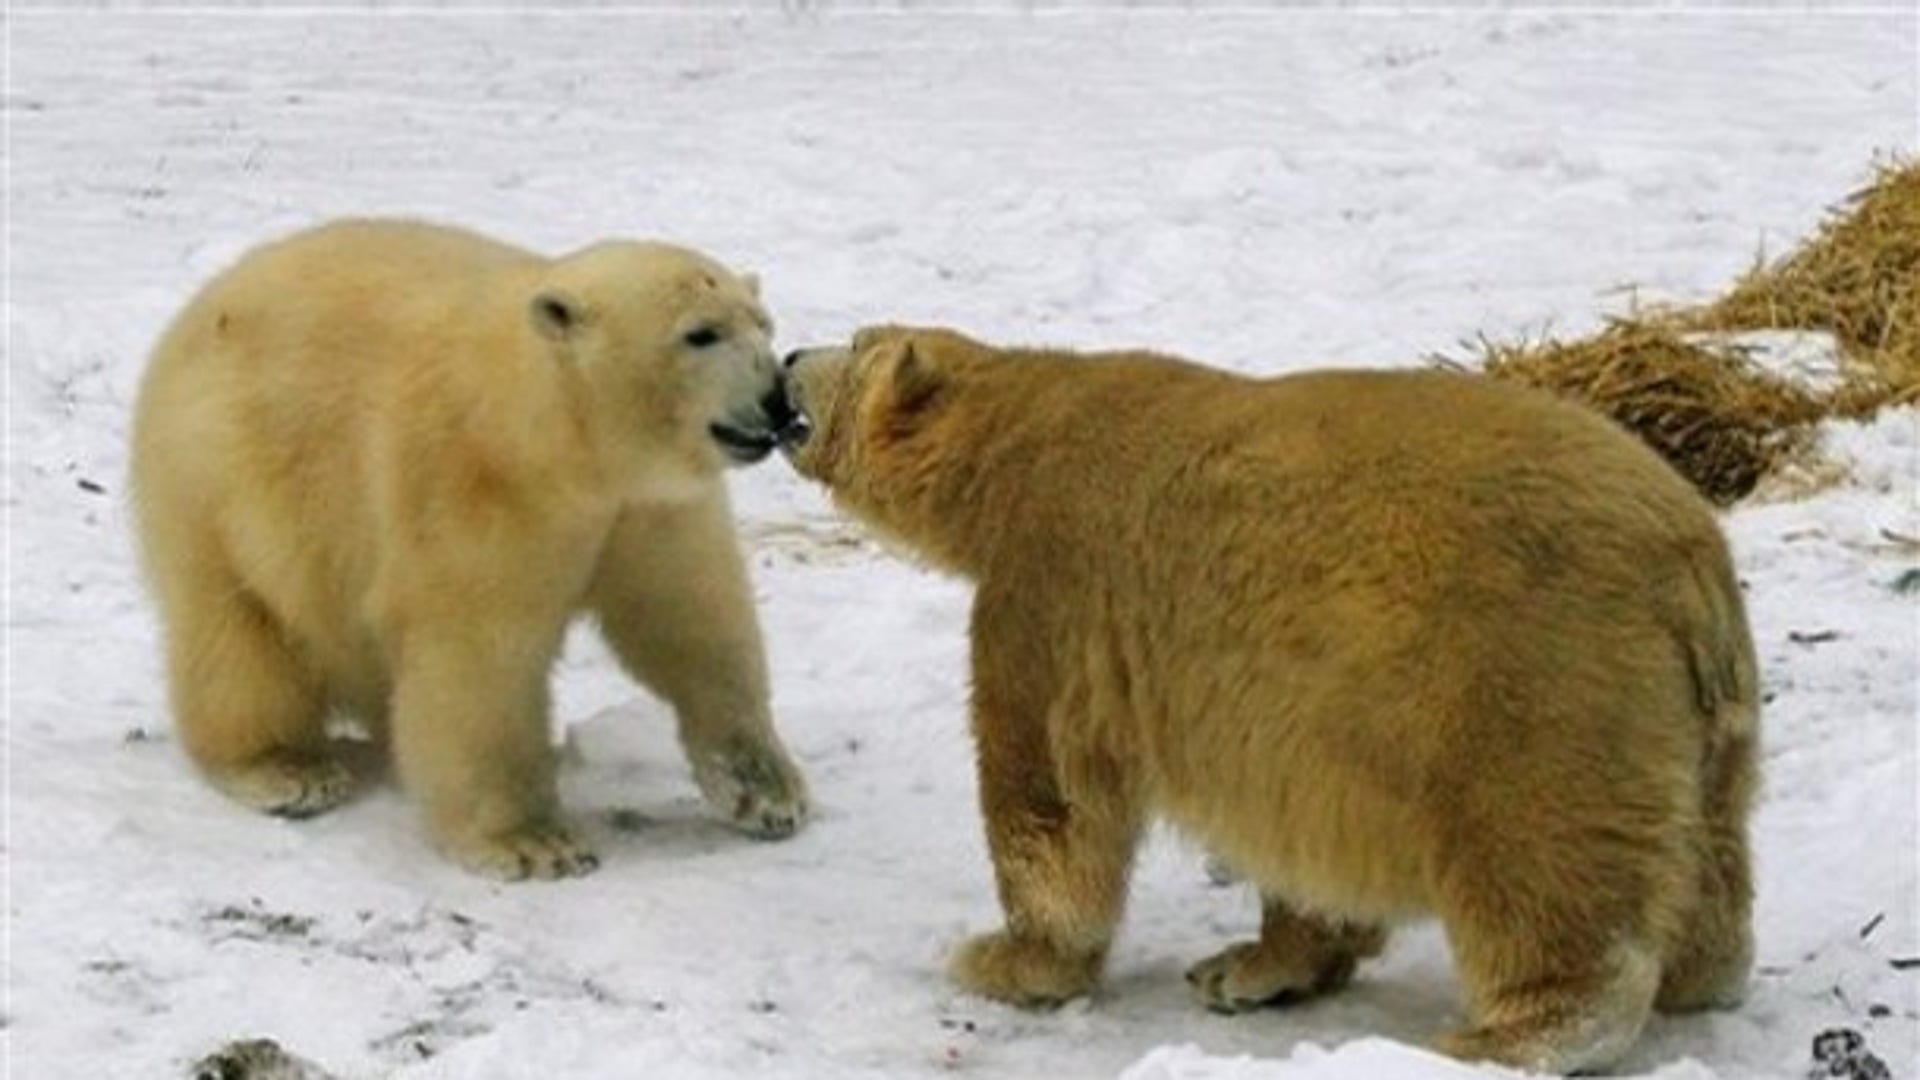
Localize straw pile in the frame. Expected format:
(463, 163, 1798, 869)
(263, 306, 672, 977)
(1684, 157, 1920, 411)
(1458, 322, 1825, 505)
(1456, 156, 1918, 504)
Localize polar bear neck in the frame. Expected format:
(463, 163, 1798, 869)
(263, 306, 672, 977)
(856, 351, 1219, 581)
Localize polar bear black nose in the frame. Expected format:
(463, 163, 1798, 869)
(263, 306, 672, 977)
(761, 379, 797, 433)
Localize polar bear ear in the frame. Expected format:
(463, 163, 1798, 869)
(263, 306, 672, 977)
(740, 272, 761, 298)
(529, 289, 589, 343)
(885, 338, 945, 415)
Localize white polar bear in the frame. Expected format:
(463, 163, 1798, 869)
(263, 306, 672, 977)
(130, 219, 808, 879)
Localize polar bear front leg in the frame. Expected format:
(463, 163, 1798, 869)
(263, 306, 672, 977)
(390, 615, 598, 880)
(589, 497, 808, 839)
(949, 602, 1145, 1008)
(950, 702, 1143, 1008)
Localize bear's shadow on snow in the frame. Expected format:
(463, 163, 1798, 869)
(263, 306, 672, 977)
(1062, 942, 1456, 1057)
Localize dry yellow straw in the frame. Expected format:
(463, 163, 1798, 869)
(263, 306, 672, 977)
(1682, 157, 1920, 412)
(1452, 321, 1824, 506)
(1456, 156, 1916, 503)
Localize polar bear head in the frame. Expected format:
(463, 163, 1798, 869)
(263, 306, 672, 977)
(782, 324, 954, 474)
(529, 241, 794, 467)
(779, 324, 992, 558)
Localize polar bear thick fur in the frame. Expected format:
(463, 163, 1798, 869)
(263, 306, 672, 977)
(781, 326, 1758, 1074)
(131, 219, 808, 879)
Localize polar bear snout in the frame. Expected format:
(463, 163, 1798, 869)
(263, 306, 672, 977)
(778, 345, 842, 407)
(761, 377, 799, 435)
(766, 378, 811, 448)
(775, 346, 844, 454)
(709, 373, 799, 465)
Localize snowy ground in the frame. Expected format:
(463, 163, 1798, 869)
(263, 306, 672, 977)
(6, 6, 1917, 1079)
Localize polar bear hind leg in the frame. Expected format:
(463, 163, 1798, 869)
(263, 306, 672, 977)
(1187, 898, 1388, 1013)
(154, 540, 352, 819)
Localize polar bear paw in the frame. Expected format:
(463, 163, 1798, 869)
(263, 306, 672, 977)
(949, 930, 1101, 1008)
(693, 740, 808, 839)
(443, 821, 600, 882)
(1186, 940, 1358, 1013)
(213, 750, 357, 819)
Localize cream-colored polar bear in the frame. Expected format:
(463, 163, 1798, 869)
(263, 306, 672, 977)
(130, 219, 808, 879)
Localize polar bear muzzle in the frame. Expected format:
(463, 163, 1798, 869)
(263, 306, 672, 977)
(774, 344, 856, 468)
(709, 376, 800, 465)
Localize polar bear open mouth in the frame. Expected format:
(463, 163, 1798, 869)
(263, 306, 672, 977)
(771, 380, 813, 451)
(709, 422, 780, 464)
(773, 412, 812, 449)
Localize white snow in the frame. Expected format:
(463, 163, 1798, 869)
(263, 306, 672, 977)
(1684, 331, 1852, 399)
(6, 6, 1916, 1080)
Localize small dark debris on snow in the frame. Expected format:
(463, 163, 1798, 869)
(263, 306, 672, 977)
(189, 1038, 341, 1080)
(1807, 1027, 1892, 1080)
(1891, 568, 1920, 595)
(748, 998, 779, 1014)
(204, 901, 316, 941)
(369, 1016, 487, 1063)
(1789, 629, 1842, 646)
(939, 1016, 979, 1034)
(1890, 956, 1920, 971)
(1859, 912, 1885, 940)
(77, 478, 105, 495)
(123, 727, 152, 744)
(1868, 1003, 1892, 1019)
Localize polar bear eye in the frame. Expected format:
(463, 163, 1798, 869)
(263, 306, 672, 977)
(683, 325, 724, 349)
